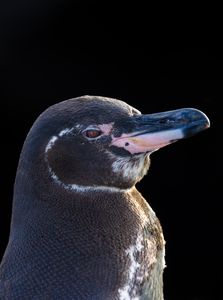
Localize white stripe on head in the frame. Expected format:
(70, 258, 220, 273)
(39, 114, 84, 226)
(58, 127, 74, 137)
(45, 127, 74, 154)
(48, 166, 129, 193)
(45, 136, 58, 153)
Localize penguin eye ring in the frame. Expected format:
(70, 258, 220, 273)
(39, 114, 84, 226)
(83, 128, 102, 139)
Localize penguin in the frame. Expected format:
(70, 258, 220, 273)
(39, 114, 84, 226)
(0, 96, 210, 300)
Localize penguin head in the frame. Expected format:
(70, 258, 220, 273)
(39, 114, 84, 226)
(26, 95, 209, 191)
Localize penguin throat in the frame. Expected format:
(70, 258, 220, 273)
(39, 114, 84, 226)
(109, 152, 151, 183)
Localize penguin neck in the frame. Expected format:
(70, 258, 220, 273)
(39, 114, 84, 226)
(12, 159, 138, 231)
(11, 146, 140, 243)
(11, 179, 144, 253)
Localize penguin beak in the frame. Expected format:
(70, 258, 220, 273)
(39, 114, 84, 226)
(111, 108, 210, 155)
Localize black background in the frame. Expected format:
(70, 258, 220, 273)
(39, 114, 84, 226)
(0, 2, 221, 300)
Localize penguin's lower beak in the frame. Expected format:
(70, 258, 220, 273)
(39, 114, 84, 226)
(111, 108, 210, 155)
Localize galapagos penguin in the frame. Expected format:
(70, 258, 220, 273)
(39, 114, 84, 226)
(0, 96, 209, 299)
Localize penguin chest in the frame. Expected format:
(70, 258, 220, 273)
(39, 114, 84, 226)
(116, 191, 165, 299)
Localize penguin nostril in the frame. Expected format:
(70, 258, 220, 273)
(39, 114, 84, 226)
(179, 117, 188, 124)
(159, 119, 174, 124)
(159, 119, 166, 124)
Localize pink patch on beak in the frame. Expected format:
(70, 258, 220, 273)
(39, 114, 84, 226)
(111, 129, 184, 154)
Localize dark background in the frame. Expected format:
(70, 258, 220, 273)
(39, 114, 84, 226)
(0, 2, 221, 300)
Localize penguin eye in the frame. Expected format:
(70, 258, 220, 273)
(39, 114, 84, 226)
(83, 129, 102, 139)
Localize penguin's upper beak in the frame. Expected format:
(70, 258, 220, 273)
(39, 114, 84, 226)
(111, 108, 210, 154)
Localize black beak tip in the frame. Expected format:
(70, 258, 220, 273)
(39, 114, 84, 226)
(182, 108, 210, 137)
